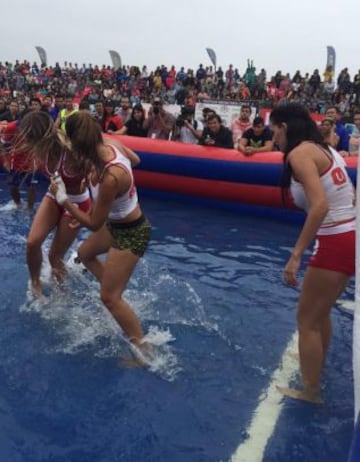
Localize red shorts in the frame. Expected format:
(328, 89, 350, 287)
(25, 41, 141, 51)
(45, 193, 91, 219)
(62, 197, 91, 218)
(308, 231, 355, 276)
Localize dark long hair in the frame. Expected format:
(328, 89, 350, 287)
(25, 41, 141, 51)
(270, 103, 329, 201)
(131, 104, 145, 122)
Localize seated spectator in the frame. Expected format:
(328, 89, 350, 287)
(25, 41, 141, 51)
(172, 105, 203, 144)
(55, 95, 78, 130)
(143, 97, 175, 140)
(30, 97, 42, 112)
(41, 95, 53, 115)
(117, 95, 132, 123)
(237, 116, 273, 155)
(201, 107, 216, 125)
(231, 104, 253, 145)
(115, 104, 147, 137)
(199, 113, 233, 149)
(319, 117, 339, 149)
(94, 101, 104, 123)
(325, 106, 349, 153)
(49, 95, 64, 121)
(1, 100, 19, 122)
(102, 99, 123, 133)
(349, 112, 360, 155)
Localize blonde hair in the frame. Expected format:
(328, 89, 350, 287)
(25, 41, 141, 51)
(19, 110, 67, 161)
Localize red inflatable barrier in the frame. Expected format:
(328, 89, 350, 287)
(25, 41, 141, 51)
(111, 136, 357, 218)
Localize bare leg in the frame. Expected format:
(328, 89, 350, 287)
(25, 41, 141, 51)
(27, 197, 60, 296)
(77, 225, 112, 281)
(79, 228, 148, 363)
(48, 215, 80, 283)
(10, 185, 21, 205)
(320, 315, 332, 365)
(100, 247, 144, 344)
(27, 185, 36, 210)
(278, 267, 349, 403)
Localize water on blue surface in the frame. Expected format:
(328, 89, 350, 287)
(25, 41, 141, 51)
(0, 180, 355, 462)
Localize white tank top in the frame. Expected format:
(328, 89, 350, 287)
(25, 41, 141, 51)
(89, 177, 99, 201)
(290, 146, 355, 235)
(102, 144, 138, 220)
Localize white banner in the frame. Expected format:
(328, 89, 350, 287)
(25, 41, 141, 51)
(195, 100, 257, 128)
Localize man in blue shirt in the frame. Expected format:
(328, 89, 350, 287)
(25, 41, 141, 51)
(325, 106, 349, 152)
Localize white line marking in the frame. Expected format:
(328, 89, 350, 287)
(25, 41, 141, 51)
(337, 299, 355, 312)
(230, 331, 299, 462)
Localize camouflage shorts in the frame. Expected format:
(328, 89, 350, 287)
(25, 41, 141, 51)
(106, 215, 152, 257)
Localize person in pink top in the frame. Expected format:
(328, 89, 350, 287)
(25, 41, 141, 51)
(231, 104, 253, 147)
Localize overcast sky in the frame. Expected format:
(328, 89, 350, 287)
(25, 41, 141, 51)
(1, 0, 359, 78)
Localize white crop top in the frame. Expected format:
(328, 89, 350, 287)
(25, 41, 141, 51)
(290, 146, 355, 234)
(102, 144, 138, 220)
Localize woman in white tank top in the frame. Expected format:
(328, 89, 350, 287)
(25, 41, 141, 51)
(269, 103, 355, 404)
(50, 112, 152, 357)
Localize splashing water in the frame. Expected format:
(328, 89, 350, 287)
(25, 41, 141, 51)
(21, 248, 181, 381)
(0, 200, 19, 212)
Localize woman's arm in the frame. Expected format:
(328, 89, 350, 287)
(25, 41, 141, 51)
(106, 137, 140, 167)
(289, 148, 329, 259)
(50, 169, 130, 231)
(284, 145, 329, 286)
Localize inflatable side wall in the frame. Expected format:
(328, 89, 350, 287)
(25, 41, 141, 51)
(117, 136, 357, 219)
(0, 134, 357, 216)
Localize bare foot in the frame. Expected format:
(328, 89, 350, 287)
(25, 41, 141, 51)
(128, 339, 156, 367)
(28, 280, 50, 304)
(118, 342, 156, 369)
(276, 385, 323, 404)
(31, 282, 43, 299)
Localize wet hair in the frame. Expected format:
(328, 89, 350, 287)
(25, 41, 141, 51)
(19, 110, 65, 161)
(66, 111, 103, 172)
(19, 107, 32, 120)
(270, 102, 328, 200)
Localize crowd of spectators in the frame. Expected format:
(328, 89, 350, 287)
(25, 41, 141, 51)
(1, 59, 360, 115)
(1, 59, 360, 154)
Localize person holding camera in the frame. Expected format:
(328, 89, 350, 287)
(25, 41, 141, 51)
(143, 97, 175, 140)
(172, 106, 203, 144)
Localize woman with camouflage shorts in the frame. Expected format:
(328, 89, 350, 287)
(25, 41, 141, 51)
(50, 111, 151, 351)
